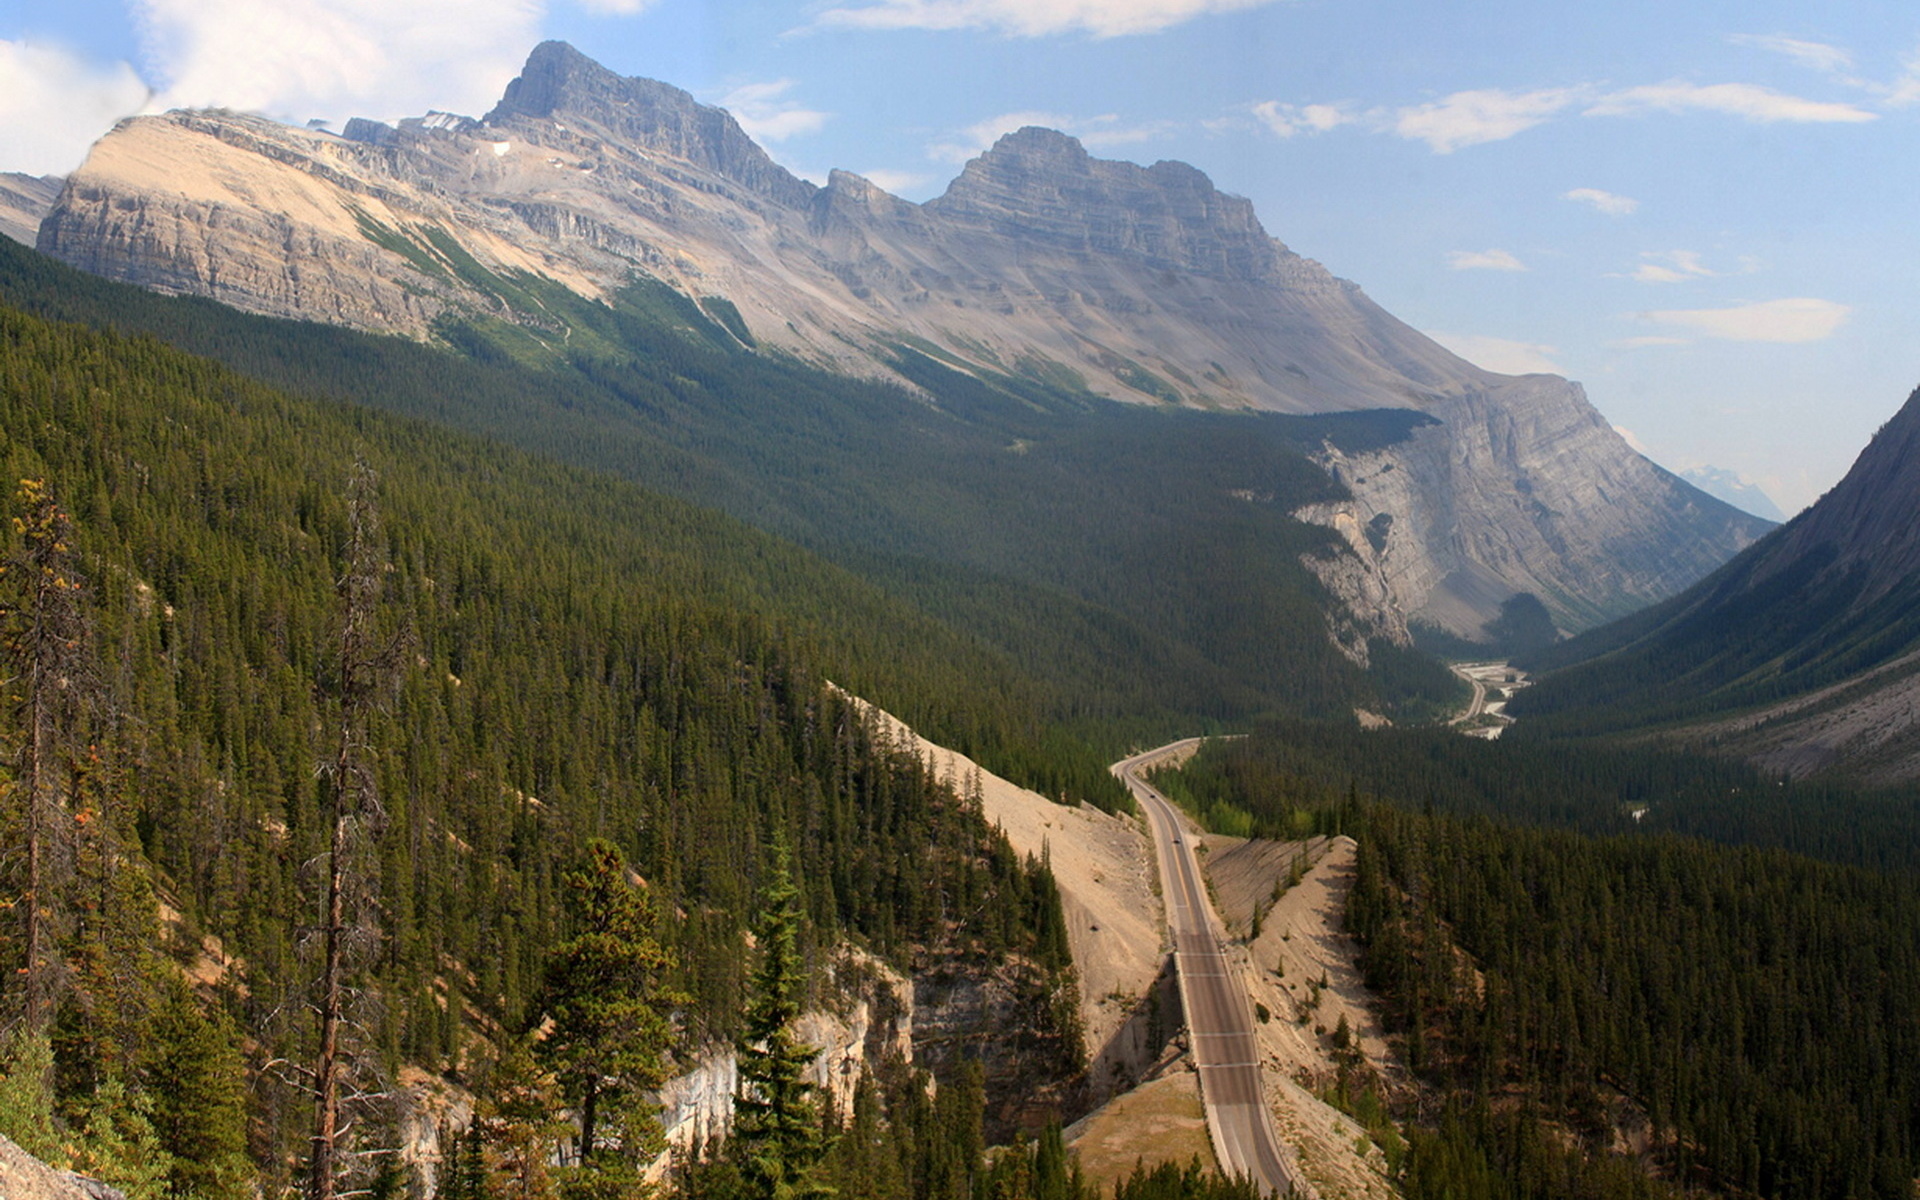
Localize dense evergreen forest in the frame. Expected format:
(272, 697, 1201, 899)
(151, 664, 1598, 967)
(0, 236, 1461, 745)
(1170, 728, 1920, 1200)
(0, 297, 1141, 1195)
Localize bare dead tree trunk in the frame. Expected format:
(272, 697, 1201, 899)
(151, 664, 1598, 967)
(309, 461, 388, 1200)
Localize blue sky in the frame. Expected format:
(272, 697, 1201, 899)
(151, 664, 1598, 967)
(4, 0, 1916, 513)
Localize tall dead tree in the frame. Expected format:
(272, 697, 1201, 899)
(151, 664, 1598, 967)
(1, 478, 93, 1034)
(308, 461, 397, 1200)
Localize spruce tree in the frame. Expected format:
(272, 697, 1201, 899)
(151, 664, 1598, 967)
(732, 843, 828, 1199)
(532, 839, 676, 1196)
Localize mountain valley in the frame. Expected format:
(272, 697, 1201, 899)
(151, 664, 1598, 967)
(1, 33, 1918, 1200)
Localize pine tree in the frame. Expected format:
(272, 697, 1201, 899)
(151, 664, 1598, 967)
(732, 843, 828, 1200)
(0, 478, 93, 1033)
(143, 982, 253, 1200)
(532, 839, 676, 1195)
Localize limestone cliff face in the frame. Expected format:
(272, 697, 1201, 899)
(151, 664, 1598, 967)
(1296, 376, 1768, 636)
(35, 41, 1771, 635)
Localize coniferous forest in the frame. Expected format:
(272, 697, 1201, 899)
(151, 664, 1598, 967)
(0, 297, 1112, 1195)
(3, 217, 1918, 1200)
(1170, 728, 1920, 1200)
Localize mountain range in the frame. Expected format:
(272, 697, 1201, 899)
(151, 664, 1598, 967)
(26, 41, 1768, 643)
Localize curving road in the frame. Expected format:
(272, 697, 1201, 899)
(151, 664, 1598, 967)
(1114, 741, 1295, 1197)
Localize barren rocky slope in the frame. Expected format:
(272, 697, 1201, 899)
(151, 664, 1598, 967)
(37, 41, 1768, 636)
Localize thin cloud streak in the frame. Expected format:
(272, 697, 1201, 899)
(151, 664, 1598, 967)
(1426, 331, 1564, 376)
(1564, 187, 1638, 216)
(1729, 34, 1853, 74)
(1586, 81, 1876, 123)
(810, 0, 1278, 38)
(1447, 249, 1527, 272)
(1639, 298, 1851, 343)
(1394, 87, 1581, 153)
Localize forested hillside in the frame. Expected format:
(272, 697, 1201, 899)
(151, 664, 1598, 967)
(1166, 729, 1920, 1200)
(0, 299, 1095, 1194)
(0, 236, 1461, 736)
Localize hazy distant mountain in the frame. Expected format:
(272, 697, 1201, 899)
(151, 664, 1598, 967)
(1680, 465, 1787, 522)
(35, 41, 1768, 638)
(1520, 385, 1920, 783)
(0, 172, 60, 247)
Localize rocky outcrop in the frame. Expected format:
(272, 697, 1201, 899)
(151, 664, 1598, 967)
(35, 42, 1771, 635)
(0, 1134, 123, 1200)
(1297, 376, 1768, 636)
(0, 173, 61, 247)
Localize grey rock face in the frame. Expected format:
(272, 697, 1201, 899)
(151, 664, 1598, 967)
(0, 1134, 125, 1200)
(33, 41, 1771, 636)
(0, 172, 62, 247)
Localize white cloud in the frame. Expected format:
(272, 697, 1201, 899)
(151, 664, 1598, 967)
(858, 168, 933, 195)
(1393, 87, 1581, 153)
(719, 80, 830, 142)
(1729, 34, 1853, 74)
(1563, 187, 1638, 216)
(1627, 250, 1716, 284)
(574, 0, 656, 11)
(927, 111, 1166, 163)
(1446, 249, 1527, 272)
(1885, 47, 1920, 106)
(1612, 425, 1650, 454)
(0, 40, 151, 176)
(1611, 335, 1692, 349)
(811, 0, 1278, 38)
(1639, 298, 1851, 343)
(1251, 101, 1353, 139)
(1426, 332, 1564, 376)
(132, 0, 542, 127)
(1586, 81, 1876, 124)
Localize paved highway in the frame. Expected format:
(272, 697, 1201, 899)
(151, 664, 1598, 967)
(1114, 741, 1295, 1197)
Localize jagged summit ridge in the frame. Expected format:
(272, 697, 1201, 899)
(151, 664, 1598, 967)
(929, 127, 1283, 283)
(485, 40, 816, 211)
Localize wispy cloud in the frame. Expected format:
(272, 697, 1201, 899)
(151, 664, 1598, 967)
(0, 40, 150, 176)
(1612, 336, 1692, 349)
(810, 0, 1277, 38)
(857, 168, 933, 195)
(1627, 250, 1717, 284)
(719, 80, 830, 142)
(1638, 297, 1851, 343)
(1563, 187, 1638, 216)
(1426, 332, 1563, 375)
(1393, 87, 1582, 153)
(1729, 34, 1853, 74)
(1250, 101, 1353, 138)
(1885, 46, 1920, 106)
(1612, 425, 1651, 454)
(1447, 249, 1527, 272)
(1586, 81, 1876, 124)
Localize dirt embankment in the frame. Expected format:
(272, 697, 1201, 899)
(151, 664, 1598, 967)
(1203, 833, 1402, 1200)
(849, 699, 1169, 1102)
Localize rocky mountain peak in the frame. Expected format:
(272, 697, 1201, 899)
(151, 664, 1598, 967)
(486, 41, 816, 210)
(927, 126, 1283, 282)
